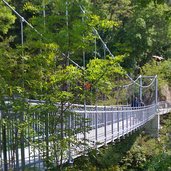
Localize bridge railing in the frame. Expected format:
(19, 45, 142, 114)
(71, 104, 157, 146)
(158, 101, 171, 108)
(0, 102, 158, 170)
(157, 101, 171, 115)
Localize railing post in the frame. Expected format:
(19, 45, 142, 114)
(132, 110, 135, 131)
(130, 108, 132, 132)
(155, 76, 160, 137)
(139, 75, 142, 101)
(117, 107, 120, 139)
(126, 107, 128, 134)
(15, 122, 19, 170)
(84, 100, 87, 152)
(104, 106, 107, 145)
(95, 106, 98, 148)
(68, 113, 73, 164)
(20, 112, 25, 170)
(111, 107, 114, 142)
(122, 107, 124, 137)
(155, 75, 158, 108)
(20, 18, 24, 46)
(2, 111, 8, 171)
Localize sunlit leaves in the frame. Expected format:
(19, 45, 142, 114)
(0, 0, 16, 35)
(86, 57, 125, 92)
(89, 14, 120, 30)
(141, 59, 171, 94)
(23, 2, 40, 14)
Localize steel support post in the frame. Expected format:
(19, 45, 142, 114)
(130, 110, 132, 132)
(68, 113, 73, 164)
(20, 112, 25, 170)
(111, 107, 114, 141)
(139, 75, 142, 101)
(95, 106, 98, 147)
(104, 106, 107, 145)
(43, 0, 46, 31)
(117, 108, 120, 138)
(122, 108, 124, 136)
(20, 18, 24, 46)
(126, 109, 128, 133)
(84, 99, 87, 152)
(155, 76, 158, 106)
(155, 76, 160, 137)
(2, 118, 8, 171)
(82, 10, 86, 68)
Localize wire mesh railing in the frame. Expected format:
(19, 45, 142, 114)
(157, 101, 171, 115)
(0, 101, 160, 171)
(71, 104, 157, 145)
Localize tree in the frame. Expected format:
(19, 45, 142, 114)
(114, 2, 171, 74)
(85, 56, 126, 104)
(0, 0, 16, 36)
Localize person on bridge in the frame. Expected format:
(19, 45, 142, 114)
(131, 96, 139, 107)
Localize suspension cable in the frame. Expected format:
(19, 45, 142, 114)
(2, 0, 84, 69)
(78, 4, 114, 58)
(2, 0, 45, 39)
(122, 75, 157, 88)
(3, 0, 155, 89)
(62, 53, 84, 70)
(76, 1, 147, 85)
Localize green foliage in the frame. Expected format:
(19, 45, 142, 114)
(122, 2, 171, 70)
(1, 0, 171, 170)
(86, 57, 125, 87)
(0, 0, 16, 35)
(143, 153, 171, 171)
(89, 14, 119, 29)
(141, 114, 171, 171)
(132, 0, 167, 7)
(119, 114, 171, 171)
(141, 59, 171, 100)
(85, 56, 126, 104)
(23, 2, 40, 14)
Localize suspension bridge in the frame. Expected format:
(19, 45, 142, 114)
(1, 0, 171, 171)
(0, 97, 171, 171)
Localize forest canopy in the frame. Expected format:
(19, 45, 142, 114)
(1, 1, 171, 170)
(1, 0, 171, 102)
